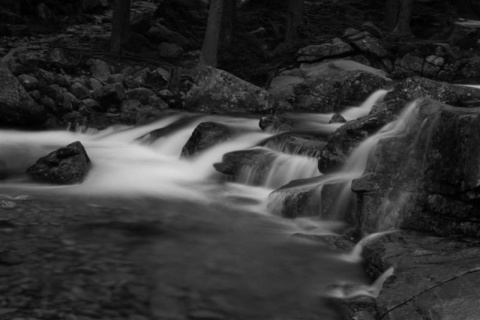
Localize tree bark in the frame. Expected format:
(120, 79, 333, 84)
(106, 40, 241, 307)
(111, 0, 131, 54)
(221, 0, 236, 46)
(388, 0, 414, 35)
(285, 0, 304, 42)
(199, 0, 224, 67)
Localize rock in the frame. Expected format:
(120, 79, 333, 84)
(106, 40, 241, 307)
(260, 132, 327, 157)
(268, 73, 305, 103)
(181, 122, 238, 158)
(385, 76, 480, 107)
(185, 67, 275, 114)
(92, 83, 125, 110)
(297, 38, 354, 62)
(361, 231, 480, 320)
(89, 78, 103, 91)
(318, 106, 399, 174)
(17, 74, 39, 91)
(353, 98, 480, 236)
(329, 113, 346, 124)
(125, 87, 156, 105)
(157, 43, 183, 59)
(82, 98, 100, 110)
(26, 141, 91, 184)
(0, 64, 47, 127)
(71, 82, 91, 100)
(48, 47, 70, 68)
(147, 25, 191, 48)
(120, 99, 142, 113)
(107, 73, 125, 85)
(281, 60, 390, 112)
(89, 59, 111, 82)
(362, 22, 384, 39)
(259, 115, 296, 133)
(267, 177, 323, 218)
(39, 97, 57, 113)
(39, 84, 65, 105)
(393, 54, 424, 77)
(350, 34, 389, 58)
(214, 148, 277, 185)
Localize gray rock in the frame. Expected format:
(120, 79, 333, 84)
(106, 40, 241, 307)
(259, 115, 296, 133)
(17, 74, 39, 91)
(147, 25, 191, 48)
(26, 141, 91, 184)
(157, 43, 183, 59)
(350, 35, 388, 58)
(92, 83, 125, 110)
(361, 231, 480, 320)
(71, 82, 91, 100)
(89, 59, 111, 82)
(353, 98, 480, 236)
(385, 76, 480, 107)
(285, 60, 390, 112)
(329, 113, 346, 124)
(260, 132, 327, 158)
(181, 122, 237, 158)
(185, 66, 275, 114)
(214, 148, 277, 185)
(0, 64, 47, 127)
(125, 87, 156, 105)
(297, 38, 354, 62)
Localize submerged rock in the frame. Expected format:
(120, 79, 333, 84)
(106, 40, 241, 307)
(26, 141, 91, 184)
(214, 148, 276, 185)
(181, 122, 238, 158)
(0, 64, 47, 127)
(185, 66, 275, 114)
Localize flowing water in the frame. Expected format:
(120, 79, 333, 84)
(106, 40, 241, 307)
(0, 91, 395, 319)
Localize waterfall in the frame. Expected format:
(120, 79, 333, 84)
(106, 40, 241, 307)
(268, 100, 419, 220)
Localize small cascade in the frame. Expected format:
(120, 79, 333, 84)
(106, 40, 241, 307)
(341, 89, 389, 121)
(236, 148, 320, 189)
(326, 267, 395, 299)
(340, 230, 394, 263)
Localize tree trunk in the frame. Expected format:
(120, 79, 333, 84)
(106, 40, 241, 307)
(199, 0, 224, 67)
(285, 0, 304, 42)
(391, 0, 414, 35)
(111, 0, 131, 54)
(221, 0, 236, 46)
(384, 0, 401, 31)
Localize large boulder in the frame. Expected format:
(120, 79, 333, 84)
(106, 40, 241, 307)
(181, 122, 239, 158)
(0, 64, 47, 127)
(359, 231, 480, 320)
(269, 60, 391, 113)
(385, 76, 480, 107)
(353, 97, 480, 237)
(26, 141, 91, 184)
(185, 67, 275, 114)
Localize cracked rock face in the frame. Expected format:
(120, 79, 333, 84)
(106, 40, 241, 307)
(361, 231, 480, 320)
